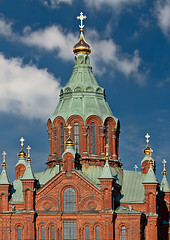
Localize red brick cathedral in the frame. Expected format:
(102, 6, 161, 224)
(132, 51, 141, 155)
(0, 13, 169, 240)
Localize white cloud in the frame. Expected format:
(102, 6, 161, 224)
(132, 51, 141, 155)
(0, 17, 13, 38)
(86, 29, 145, 84)
(21, 25, 77, 60)
(154, 0, 170, 38)
(42, 0, 73, 8)
(0, 17, 145, 84)
(0, 53, 61, 120)
(84, 0, 142, 10)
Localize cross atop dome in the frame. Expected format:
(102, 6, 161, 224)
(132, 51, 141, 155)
(134, 165, 138, 171)
(145, 133, 150, 145)
(2, 151, 7, 167)
(77, 12, 87, 30)
(162, 159, 167, 176)
(18, 136, 26, 158)
(20, 137, 25, 147)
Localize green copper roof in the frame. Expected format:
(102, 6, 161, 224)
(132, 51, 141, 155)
(62, 144, 75, 158)
(143, 165, 157, 183)
(115, 205, 142, 214)
(120, 170, 145, 203)
(15, 156, 28, 168)
(10, 178, 23, 204)
(0, 166, 10, 185)
(160, 175, 170, 192)
(50, 54, 118, 124)
(22, 162, 35, 180)
(99, 160, 113, 179)
(141, 154, 155, 165)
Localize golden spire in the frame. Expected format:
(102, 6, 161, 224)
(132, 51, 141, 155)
(26, 145, 32, 163)
(18, 137, 26, 158)
(105, 143, 109, 161)
(2, 151, 7, 167)
(73, 12, 91, 55)
(143, 133, 151, 155)
(162, 159, 167, 176)
(148, 148, 153, 166)
(66, 124, 74, 146)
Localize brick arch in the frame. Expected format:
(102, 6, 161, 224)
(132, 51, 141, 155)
(67, 115, 84, 155)
(59, 183, 80, 211)
(47, 222, 57, 228)
(118, 223, 129, 240)
(36, 195, 59, 211)
(37, 222, 47, 227)
(53, 116, 66, 126)
(100, 186, 112, 192)
(93, 222, 103, 240)
(86, 115, 102, 156)
(104, 117, 116, 128)
(15, 223, 24, 240)
(86, 115, 102, 125)
(79, 195, 102, 211)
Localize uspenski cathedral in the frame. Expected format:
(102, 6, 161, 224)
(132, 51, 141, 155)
(0, 12, 169, 240)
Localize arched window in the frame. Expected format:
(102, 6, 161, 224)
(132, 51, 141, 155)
(91, 122, 95, 154)
(121, 226, 126, 240)
(41, 226, 45, 240)
(60, 123, 64, 154)
(63, 188, 76, 212)
(96, 226, 100, 240)
(17, 226, 21, 240)
(50, 225, 55, 240)
(85, 226, 90, 240)
(74, 122, 79, 153)
(105, 123, 108, 145)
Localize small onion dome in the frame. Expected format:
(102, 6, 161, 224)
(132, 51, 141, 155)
(27, 156, 32, 163)
(66, 137, 74, 146)
(2, 161, 7, 168)
(18, 148, 26, 158)
(73, 29, 91, 55)
(143, 145, 151, 155)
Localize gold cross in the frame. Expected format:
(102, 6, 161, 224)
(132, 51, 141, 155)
(67, 124, 72, 137)
(145, 133, 150, 145)
(20, 137, 25, 147)
(27, 145, 31, 158)
(105, 143, 109, 156)
(77, 12, 87, 29)
(162, 159, 167, 171)
(2, 151, 6, 163)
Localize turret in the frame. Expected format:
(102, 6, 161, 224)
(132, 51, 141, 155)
(47, 12, 120, 168)
(62, 125, 76, 174)
(99, 144, 114, 210)
(15, 137, 27, 179)
(21, 145, 35, 210)
(141, 133, 155, 174)
(0, 151, 11, 212)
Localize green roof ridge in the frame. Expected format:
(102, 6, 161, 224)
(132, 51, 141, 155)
(50, 53, 118, 124)
(160, 175, 170, 192)
(0, 166, 11, 184)
(15, 156, 28, 168)
(62, 144, 75, 158)
(22, 162, 35, 180)
(143, 165, 157, 183)
(99, 160, 113, 179)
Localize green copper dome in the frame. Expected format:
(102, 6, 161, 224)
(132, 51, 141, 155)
(51, 53, 118, 124)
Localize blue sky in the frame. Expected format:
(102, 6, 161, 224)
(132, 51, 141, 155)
(0, 0, 169, 183)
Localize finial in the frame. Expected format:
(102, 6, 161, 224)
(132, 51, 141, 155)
(105, 143, 109, 162)
(2, 151, 7, 167)
(66, 125, 74, 146)
(67, 124, 72, 138)
(145, 133, 150, 146)
(149, 148, 153, 166)
(73, 12, 91, 55)
(77, 12, 87, 30)
(162, 159, 167, 176)
(143, 133, 151, 155)
(134, 165, 138, 171)
(26, 145, 32, 163)
(18, 137, 26, 158)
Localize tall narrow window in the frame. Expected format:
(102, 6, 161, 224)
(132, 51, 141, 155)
(105, 123, 108, 145)
(17, 226, 21, 240)
(96, 226, 100, 240)
(74, 122, 79, 153)
(85, 226, 90, 240)
(63, 188, 76, 212)
(50, 226, 55, 240)
(64, 220, 77, 240)
(41, 226, 45, 240)
(91, 122, 95, 154)
(121, 226, 126, 240)
(60, 123, 64, 154)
